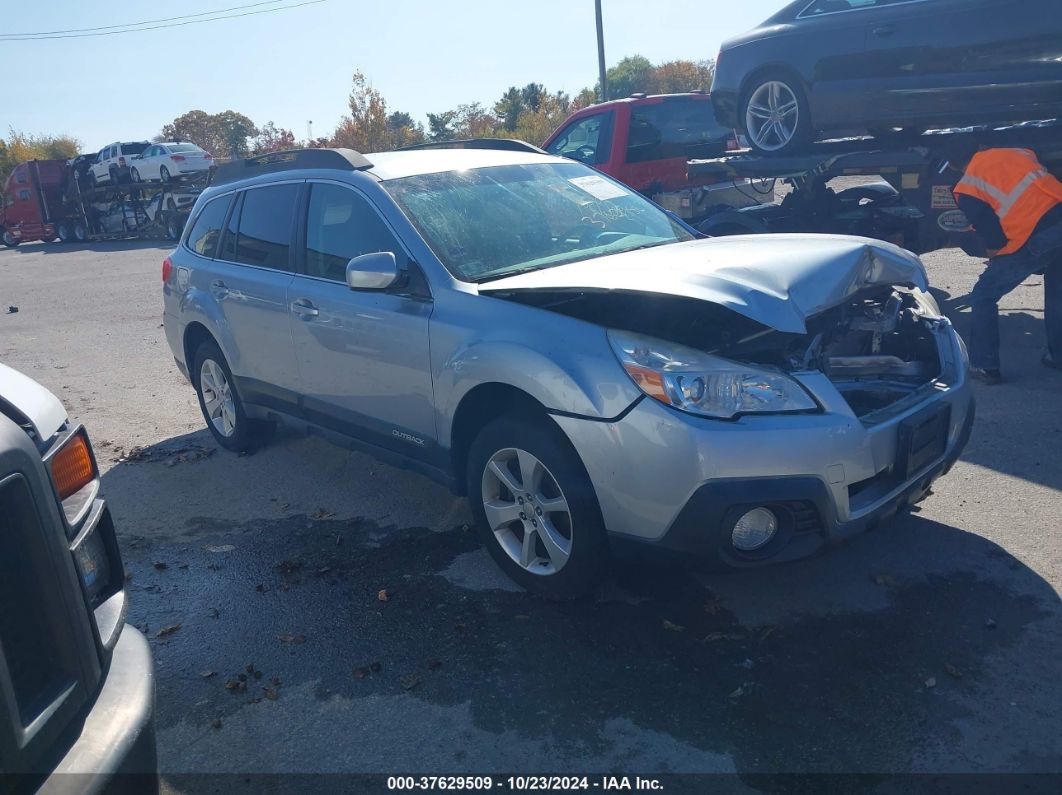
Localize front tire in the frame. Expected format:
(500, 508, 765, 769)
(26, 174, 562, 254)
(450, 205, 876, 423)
(2, 229, 18, 247)
(160, 166, 171, 183)
(467, 416, 608, 598)
(131, 168, 142, 183)
(192, 340, 267, 453)
(741, 73, 811, 155)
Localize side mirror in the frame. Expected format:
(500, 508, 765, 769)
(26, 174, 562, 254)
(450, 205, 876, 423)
(346, 251, 398, 291)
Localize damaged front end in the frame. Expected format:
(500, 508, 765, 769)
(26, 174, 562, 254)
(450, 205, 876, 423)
(493, 283, 957, 423)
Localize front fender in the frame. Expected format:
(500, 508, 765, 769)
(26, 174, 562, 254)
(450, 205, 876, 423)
(430, 293, 643, 447)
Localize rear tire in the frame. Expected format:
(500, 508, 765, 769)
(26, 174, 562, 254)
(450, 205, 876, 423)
(467, 415, 608, 599)
(740, 72, 811, 155)
(192, 340, 268, 453)
(131, 168, 142, 183)
(57, 222, 72, 242)
(73, 222, 88, 242)
(160, 166, 171, 183)
(2, 229, 18, 247)
(165, 215, 182, 241)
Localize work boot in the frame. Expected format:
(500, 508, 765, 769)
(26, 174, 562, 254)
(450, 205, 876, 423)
(969, 367, 1002, 385)
(1043, 353, 1062, 372)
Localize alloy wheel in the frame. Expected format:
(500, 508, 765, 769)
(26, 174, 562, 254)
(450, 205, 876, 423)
(199, 359, 237, 437)
(481, 447, 573, 575)
(745, 80, 800, 152)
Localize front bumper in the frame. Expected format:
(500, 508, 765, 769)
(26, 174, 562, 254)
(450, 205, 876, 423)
(552, 327, 974, 569)
(42, 628, 158, 795)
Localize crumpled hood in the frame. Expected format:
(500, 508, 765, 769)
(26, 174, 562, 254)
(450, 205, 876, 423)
(480, 234, 929, 334)
(0, 362, 68, 441)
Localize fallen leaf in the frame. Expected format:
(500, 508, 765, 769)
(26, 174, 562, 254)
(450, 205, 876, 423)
(316, 566, 332, 576)
(153, 562, 169, 570)
(759, 625, 778, 642)
(662, 619, 685, 632)
(377, 589, 390, 602)
(427, 659, 443, 671)
(400, 674, 421, 691)
(703, 632, 743, 643)
(277, 634, 306, 645)
(354, 666, 370, 679)
(255, 584, 269, 592)
(155, 624, 181, 638)
(207, 607, 220, 619)
(312, 508, 335, 520)
(211, 718, 223, 730)
(985, 618, 997, 629)
(944, 663, 964, 679)
(728, 685, 745, 699)
(925, 677, 937, 689)
(225, 679, 247, 693)
(124, 572, 134, 582)
(253, 670, 262, 680)
(263, 687, 279, 701)
(200, 670, 216, 679)
(271, 675, 282, 686)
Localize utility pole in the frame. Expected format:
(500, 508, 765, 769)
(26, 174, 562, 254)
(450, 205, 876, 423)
(307, 120, 313, 143)
(595, 0, 607, 102)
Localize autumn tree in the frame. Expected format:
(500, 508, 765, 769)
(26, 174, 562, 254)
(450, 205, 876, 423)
(0, 130, 80, 184)
(494, 87, 525, 132)
(649, 59, 715, 94)
(160, 110, 258, 158)
(253, 121, 296, 154)
(387, 111, 426, 148)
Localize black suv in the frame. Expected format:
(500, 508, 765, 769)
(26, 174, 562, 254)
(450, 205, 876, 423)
(0, 363, 156, 792)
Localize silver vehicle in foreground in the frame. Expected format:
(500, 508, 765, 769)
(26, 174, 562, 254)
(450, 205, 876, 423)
(162, 147, 974, 597)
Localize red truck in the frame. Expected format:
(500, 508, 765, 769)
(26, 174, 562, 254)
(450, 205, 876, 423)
(0, 159, 83, 246)
(542, 92, 772, 221)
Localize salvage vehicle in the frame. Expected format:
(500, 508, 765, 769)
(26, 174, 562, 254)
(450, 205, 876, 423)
(543, 92, 774, 222)
(0, 363, 157, 790)
(130, 142, 214, 183)
(711, 0, 1062, 154)
(163, 147, 974, 597)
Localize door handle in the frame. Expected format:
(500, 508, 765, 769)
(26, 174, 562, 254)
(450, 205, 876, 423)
(291, 298, 319, 319)
(210, 279, 228, 297)
(873, 25, 895, 37)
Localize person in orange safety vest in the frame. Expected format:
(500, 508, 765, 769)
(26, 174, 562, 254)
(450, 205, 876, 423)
(948, 143, 1062, 385)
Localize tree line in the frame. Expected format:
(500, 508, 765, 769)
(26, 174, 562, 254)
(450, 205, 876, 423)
(1, 55, 713, 184)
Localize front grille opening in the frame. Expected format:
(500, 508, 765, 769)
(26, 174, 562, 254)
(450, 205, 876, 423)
(0, 475, 75, 726)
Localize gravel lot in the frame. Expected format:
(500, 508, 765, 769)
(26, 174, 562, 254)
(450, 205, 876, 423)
(1, 238, 1060, 792)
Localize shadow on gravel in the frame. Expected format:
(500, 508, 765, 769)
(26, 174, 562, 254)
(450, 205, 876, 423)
(7, 240, 172, 256)
(100, 433, 1061, 787)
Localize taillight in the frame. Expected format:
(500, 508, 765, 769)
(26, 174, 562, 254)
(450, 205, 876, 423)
(171, 155, 186, 162)
(162, 256, 173, 282)
(51, 431, 95, 501)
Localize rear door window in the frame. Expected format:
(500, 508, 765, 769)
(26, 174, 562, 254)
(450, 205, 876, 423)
(185, 194, 232, 257)
(232, 184, 299, 271)
(625, 99, 731, 163)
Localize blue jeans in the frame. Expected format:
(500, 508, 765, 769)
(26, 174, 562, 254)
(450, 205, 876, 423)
(968, 222, 1062, 371)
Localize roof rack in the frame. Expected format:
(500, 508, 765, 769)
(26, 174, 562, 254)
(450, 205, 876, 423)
(397, 138, 547, 154)
(211, 148, 373, 186)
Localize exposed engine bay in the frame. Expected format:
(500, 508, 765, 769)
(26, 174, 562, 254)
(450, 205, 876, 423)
(496, 285, 947, 420)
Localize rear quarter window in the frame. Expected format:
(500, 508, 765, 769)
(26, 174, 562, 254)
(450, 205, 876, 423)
(185, 195, 232, 257)
(232, 184, 299, 271)
(626, 99, 731, 163)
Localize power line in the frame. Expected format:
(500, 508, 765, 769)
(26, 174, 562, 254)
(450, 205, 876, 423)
(0, 1, 286, 38)
(0, 0, 326, 41)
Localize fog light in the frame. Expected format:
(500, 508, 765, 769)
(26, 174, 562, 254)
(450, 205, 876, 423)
(731, 507, 778, 551)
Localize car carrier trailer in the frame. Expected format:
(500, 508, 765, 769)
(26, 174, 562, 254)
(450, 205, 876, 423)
(688, 122, 1062, 257)
(1, 159, 211, 247)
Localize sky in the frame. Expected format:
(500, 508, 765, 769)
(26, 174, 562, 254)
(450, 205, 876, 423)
(0, 0, 783, 152)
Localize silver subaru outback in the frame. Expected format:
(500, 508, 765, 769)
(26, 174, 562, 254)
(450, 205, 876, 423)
(163, 147, 974, 597)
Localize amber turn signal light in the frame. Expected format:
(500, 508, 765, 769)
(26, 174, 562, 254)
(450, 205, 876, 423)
(51, 431, 95, 501)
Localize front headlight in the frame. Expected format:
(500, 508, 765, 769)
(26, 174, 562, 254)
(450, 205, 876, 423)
(608, 330, 818, 419)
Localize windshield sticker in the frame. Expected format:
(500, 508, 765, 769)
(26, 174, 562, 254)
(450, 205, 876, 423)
(568, 175, 628, 201)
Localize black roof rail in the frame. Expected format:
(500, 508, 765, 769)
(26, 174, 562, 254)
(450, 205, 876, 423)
(397, 138, 547, 154)
(211, 148, 373, 186)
